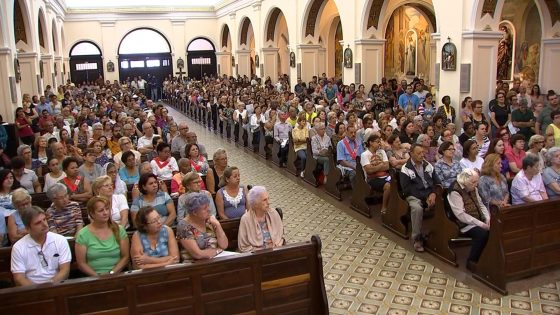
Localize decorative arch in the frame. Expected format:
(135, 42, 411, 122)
(302, 0, 326, 38)
(14, 0, 34, 50)
(239, 17, 253, 46)
(51, 19, 59, 54)
(221, 24, 231, 51)
(265, 7, 282, 42)
(473, 0, 555, 33)
(69, 40, 103, 85)
(37, 8, 48, 50)
(69, 41, 102, 57)
(118, 27, 172, 55)
(186, 37, 217, 79)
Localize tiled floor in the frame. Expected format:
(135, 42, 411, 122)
(166, 105, 560, 315)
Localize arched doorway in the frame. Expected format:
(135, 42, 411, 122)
(117, 28, 172, 84)
(219, 24, 233, 76)
(383, 4, 436, 81)
(263, 7, 290, 80)
(69, 41, 103, 85)
(238, 17, 255, 77)
(186, 37, 217, 80)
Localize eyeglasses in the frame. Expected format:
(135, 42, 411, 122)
(147, 217, 162, 225)
(38, 251, 48, 267)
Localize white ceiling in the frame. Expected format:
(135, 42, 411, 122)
(65, 0, 224, 10)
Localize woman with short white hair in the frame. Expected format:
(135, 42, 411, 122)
(238, 186, 284, 253)
(542, 147, 560, 198)
(447, 168, 490, 270)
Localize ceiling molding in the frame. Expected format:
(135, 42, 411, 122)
(65, 11, 216, 22)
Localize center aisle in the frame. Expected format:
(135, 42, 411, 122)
(165, 105, 560, 315)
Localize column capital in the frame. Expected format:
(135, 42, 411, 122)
(0, 48, 12, 56)
(354, 39, 386, 46)
(297, 44, 321, 50)
(461, 31, 502, 40)
(17, 52, 39, 59)
(261, 47, 279, 53)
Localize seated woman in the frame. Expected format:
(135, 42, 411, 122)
(75, 196, 129, 276)
(59, 156, 93, 203)
(511, 154, 548, 205)
(130, 206, 179, 269)
(311, 123, 332, 184)
(92, 176, 129, 228)
(360, 134, 390, 214)
(45, 183, 84, 237)
(7, 188, 32, 243)
(478, 154, 510, 208)
(185, 143, 209, 176)
(505, 134, 527, 176)
(543, 147, 560, 198)
(131, 173, 176, 227)
(150, 142, 178, 181)
(11, 157, 41, 193)
(103, 162, 127, 197)
(434, 141, 463, 189)
(206, 148, 228, 195)
(485, 138, 511, 178)
(447, 168, 490, 270)
(176, 192, 228, 261)
(78, 148, 104, 184)
(215, 166, 249, 219)
(177, 172, 216, 220)
(43, 158, 66, 192)
(386, 134, 409, 170)
(118, 151, 140, 185)
(292, 116, 309, 178)
(238, 186, 284, 253)
(417, 134, 438, 165)
(460, 140, 484, 172)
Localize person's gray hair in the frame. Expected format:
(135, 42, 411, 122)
(177, 158, 190, 168)
(519, 98, 528, 107)
(247, 185, 267, 209)
(17, 144, 31, 156)
(528, 134, 545, 148)
(184, 192, 210, 215)
(92, 122, 103, 130)
(546, 147, 560, 165)
(456, 168, 479, 186)
(212, 148, 227, 160)
(12, 188, 31, 205)
(20, 206, 45, 228)
(416, 134, 430, 145)
(47, 183, 69, 200)
(522, 154, 540, 170)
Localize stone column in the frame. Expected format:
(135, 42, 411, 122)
(297, 44, 320, 83)
(540, 38, 560, 92)
(41, 54, 54, 89)
(18, 52, 40, 95)
(261, 47, 279, 82)
(355, 39, 385, 87)
(237, 49, 251, 77)
(0, 48, 16, 120)
(215, 51, 232, 77)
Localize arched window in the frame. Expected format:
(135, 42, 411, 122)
(69, 41, 103, 85)
(187, 37, 216, 79)
(118, 28, 172, 91)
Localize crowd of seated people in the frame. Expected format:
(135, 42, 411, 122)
(2, 74, 559, 288)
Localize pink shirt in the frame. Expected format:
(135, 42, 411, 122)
(505, 149, 526, 176)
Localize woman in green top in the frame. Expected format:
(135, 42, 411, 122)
(75, 196, 130, 275)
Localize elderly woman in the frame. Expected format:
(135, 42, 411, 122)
(527, 134, 546, 171)
(150, 142, 179, 181)
(176, 192, 228, 261)
(478, 153, 510, 208)
(206, 148, 228, 195)
(215, 166, 249, 220)
(511, 155, 548, 205)
(11, 157, 41, 193)
(311, 123, 332, 184)
(130, 206, 179, 269)
(292, 116, 309, 178)
(75, 196, 129, 275)
(118, 151, 140, 185)
(7, 188, 32, 243)
(178, 172, 216, 220)
(542, 147, 560, 198)
(434, 141, 463, 189)
(131, 173, 176, 227)
(45, 183, 84, 237)
(447, 169, 490, 269)
(417, 133, 438, 164)
(185, 143, 209, 176)
(460, 140, 484, 172)
(60, 156, 92, 203)
(92, 176, 129, 228)
(238, 186, 284, 253)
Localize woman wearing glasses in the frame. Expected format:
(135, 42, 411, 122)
(130, 206, 179, 269)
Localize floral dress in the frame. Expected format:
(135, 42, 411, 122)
(176, 219, 217, 262)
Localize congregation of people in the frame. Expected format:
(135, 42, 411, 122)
(2, 72, 559, 287)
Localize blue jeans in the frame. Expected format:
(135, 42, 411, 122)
(297, 149, 307, 171)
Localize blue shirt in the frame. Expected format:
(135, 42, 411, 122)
(131, 192, 173, 220)
(119, 167, 140, 185)
(336, 137, 364, 168)
(139, 227, 169, 257)
(398, 93, 420, 111)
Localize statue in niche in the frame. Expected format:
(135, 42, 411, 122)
(405, 33, 416, 75)
(39, 60, 44, 78)
(442, 42, 457, 71)
(290, 52, 296, 68)
(344, 47, 353, 68)
(14, 58, 21, 83)
(497, 24, 513, 80)
(255, 55, 259, 67)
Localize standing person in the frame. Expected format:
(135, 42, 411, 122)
(436, 95, 456, 124)
(75, 196, 129, 276)
(545, 110, 560, 147)
(399, 144, 439, 252)
(489, 92, 511, 137)
(10, 206, 71, 286)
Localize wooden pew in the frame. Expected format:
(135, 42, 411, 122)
(32, 192, 51, 210)
(271, 138, 281, 166)
(324, 149, 343, 200)
(350, 159, 382, 218)
(258, 124, 269, 159)
(381, 169, 410, 239)
(0, 236, 329, 314)
(423, 185, 460, 266)
(303, 139, 319, 187)
(286, 132, 298, 176)
(472, 198, 560, 295)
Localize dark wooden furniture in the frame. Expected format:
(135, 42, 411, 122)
(382, 169, 410, 239)
(0, 236, 329, 314)
(473, 198, 560, 295)
(350, 159, 382, 218)
(324, 149, 343, 200)
(303, 139, 319, 187)
(258, 124, 268, 159)
(271, 138, 281, 166)
(286, 132, 298, 176)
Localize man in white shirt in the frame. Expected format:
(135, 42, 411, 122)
(11, 206, 71, 286)
(137, 122, 156, 154)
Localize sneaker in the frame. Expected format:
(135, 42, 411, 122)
(300, 171, 305, 178)
(413, 240, 424, 252)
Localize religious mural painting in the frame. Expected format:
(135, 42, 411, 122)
(334, 20, 343, 79)
(497, 21, 514, 81)
(384, 6, 431, 80)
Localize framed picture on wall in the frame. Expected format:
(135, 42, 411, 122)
(442, 42, 457, 71)
(14, 58, 21, 83)
(290, 52, 296, 68)
(344, 47, 353, 68)
(107, 61, 115, 72)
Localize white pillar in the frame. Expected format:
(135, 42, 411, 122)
(356, 39, 385, 87)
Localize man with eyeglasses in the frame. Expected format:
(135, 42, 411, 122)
(11, 206, 71, 286)
(536, 94, 559, 135)
(113, 137, 141, 169)
(171, 122, 190, 155)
